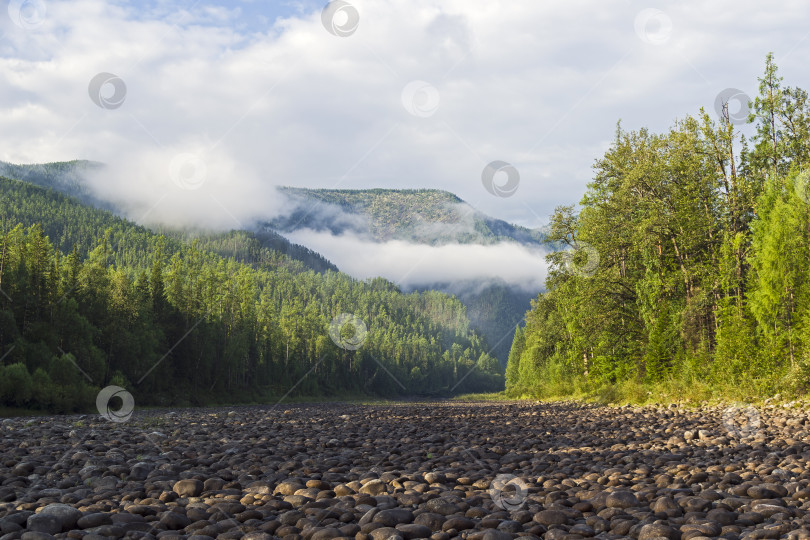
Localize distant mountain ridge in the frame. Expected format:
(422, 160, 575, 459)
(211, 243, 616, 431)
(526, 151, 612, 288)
(0, 160, 111, 210)
(270, 187, 546, 246)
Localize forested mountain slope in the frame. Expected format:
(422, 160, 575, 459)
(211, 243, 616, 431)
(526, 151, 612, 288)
(270, 187, 546, 245)
(0, 176, 503, 412)
(0, 161, 338, 275)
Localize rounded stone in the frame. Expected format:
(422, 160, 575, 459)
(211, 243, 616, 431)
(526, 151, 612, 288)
(373, 509, 414, 527)
(396, 523, 433, 539)
(26, 514, 61, 535)
(638, 523, 679, 540)
(173, 479, 204, 497)
(159, 511, 192, 530)
(606, 491, 640, 509)
(533, 510, 568, 526)
(38, 503, 81, 531)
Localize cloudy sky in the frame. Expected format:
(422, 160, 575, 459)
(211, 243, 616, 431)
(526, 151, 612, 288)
(1, 0, 809, 287)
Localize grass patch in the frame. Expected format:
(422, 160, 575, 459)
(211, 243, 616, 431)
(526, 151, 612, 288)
(451, 392, 513, 401)
(497, 372, 810, 409)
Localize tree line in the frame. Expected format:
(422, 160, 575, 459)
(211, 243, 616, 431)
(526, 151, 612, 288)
(507, 55, 810, 401)
(0, 176, 503, 412)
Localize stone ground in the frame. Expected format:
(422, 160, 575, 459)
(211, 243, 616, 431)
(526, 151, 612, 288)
(1, 400, 809, 540)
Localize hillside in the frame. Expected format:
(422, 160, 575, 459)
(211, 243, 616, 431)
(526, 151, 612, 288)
(0, 175, 504, 412)
(268, 187, 545, 365)
(0, 160, 338, 275)
(0, 163, 545, 369)
(271, 187, 546, 245)
(0, 160, 109, 209)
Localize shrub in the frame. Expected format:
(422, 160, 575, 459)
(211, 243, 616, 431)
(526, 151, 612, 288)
(0, 363, 33, 406)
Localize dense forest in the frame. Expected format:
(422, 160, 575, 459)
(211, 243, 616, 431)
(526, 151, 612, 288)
(0, 176, 503, 412)
(507, 55, 810, 402)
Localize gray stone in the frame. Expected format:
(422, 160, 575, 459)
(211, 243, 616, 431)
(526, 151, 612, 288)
(26, 514, 61, 535)
(369, 526, 401, 540)
(77, 512, 113, 529)
(374, 509, 414, 527)
(20, 533, 56, 540)
(482, 530, 513, 540)
(159, 511, 191, 530)
(651, 497, 681, 517)
(395, 523, 433, 539)
(638, 523, 679, 540)
(606, 491, 640, 509)
(414, 512, 445, 531)
(38, 503, 81, 531)
(442, 517, 475, 531)
(533, 510, 568, 526)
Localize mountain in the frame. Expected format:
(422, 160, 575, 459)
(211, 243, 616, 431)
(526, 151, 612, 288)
(267, 187, 545, 365)
(269, 187, 546, 245)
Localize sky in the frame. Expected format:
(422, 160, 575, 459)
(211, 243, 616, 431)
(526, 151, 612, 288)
(1, 0, 810, 287)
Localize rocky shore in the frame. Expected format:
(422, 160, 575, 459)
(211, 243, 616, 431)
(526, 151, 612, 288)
(1, 400, 809, 540)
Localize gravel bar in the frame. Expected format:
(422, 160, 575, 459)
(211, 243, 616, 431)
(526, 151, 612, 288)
(1, 401, 809, 540)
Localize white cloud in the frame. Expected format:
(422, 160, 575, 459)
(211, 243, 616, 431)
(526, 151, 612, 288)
(1, 0, 810, 278)
(286, 229, 548, 291)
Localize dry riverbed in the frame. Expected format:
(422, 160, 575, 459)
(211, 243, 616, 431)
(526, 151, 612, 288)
(1, 401, 810, 540)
